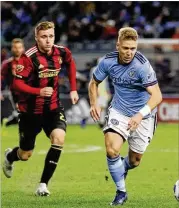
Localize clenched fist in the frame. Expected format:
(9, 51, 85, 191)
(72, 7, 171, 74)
(40, 87, 53, 97)
(70, 91, 79, 104)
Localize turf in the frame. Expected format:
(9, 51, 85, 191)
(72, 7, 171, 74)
(1, 123, 178, 208)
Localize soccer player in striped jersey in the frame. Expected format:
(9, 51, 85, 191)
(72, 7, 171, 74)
(3, 21, 79, 196)
(88, 27, 162, 205)
(1, 38, 25, 125)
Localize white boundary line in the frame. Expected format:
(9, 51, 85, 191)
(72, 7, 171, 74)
(38, 145, 103, 154)
(36, 145, 178, 154)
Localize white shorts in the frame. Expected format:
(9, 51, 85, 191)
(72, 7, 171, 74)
(103, 107, 157, 154)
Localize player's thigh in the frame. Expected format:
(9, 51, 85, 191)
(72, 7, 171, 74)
(18, 113, 42, 151)
(103, 106, 131, 141)
(104, 129, 125, 154)
(128, 114, 157, 154)
(43, 107, 67, 142)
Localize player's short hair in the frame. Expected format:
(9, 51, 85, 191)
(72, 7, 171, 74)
(35, 21, 55, 35)
(11, 38, 24, 45)
(118, 27, 138, 41)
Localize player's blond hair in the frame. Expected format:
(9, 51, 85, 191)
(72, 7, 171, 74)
(118, 27, 138, 41)
(11, 38, 24, 45)
(35, 21, 55, 36)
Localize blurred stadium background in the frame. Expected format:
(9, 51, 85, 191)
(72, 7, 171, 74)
(1, 1, 179, 208)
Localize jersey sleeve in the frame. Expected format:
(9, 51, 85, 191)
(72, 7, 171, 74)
(139, 62, 158, 88)
(63, 47, 77, 91)
(63, 47, 73, 63)
(13, 55, 40, 95)
(14, 55, 33, 80)
(93, 58, 108, 82)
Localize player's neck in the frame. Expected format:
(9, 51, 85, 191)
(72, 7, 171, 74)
(118, 55, 125, 65)
(13, 56, 21, 61)
(118, 55, 133, 66)
(38, 46, 53, 55)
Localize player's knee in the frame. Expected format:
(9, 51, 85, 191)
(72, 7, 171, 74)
(18, 151, 33, 161)
(106, 146, 119, 158)
(129, 157, 141, 168)
(51, 136, 65, 146)
(19, 154, 29, 161)
(50, 129, 65, 146)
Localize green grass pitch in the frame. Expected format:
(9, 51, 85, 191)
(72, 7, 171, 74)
(1, 124, 178, 208)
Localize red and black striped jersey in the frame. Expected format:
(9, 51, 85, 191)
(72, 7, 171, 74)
(13, 45, 77, 114)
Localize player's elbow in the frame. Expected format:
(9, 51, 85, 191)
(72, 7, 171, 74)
(88, 79, 98, 89)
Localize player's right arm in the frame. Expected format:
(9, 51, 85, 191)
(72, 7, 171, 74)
(88, 78, 101, 121)
(13, 55, 53, 97)
(88, 58, 108, 121)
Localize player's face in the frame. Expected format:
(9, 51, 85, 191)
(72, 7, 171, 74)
(36, 28, 55, 54)
(117, 40, 137, 64)
(11, 43, 24, 58)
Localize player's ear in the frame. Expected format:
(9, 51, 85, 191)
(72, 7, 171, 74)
(35, 36, 37, 41)
(116, 42, 120, 50)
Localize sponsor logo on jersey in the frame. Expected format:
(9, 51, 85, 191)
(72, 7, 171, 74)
(111, 76, 135, 85)
(38, 69, 60, 78)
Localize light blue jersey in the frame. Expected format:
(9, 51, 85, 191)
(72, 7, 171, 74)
(93, 51, 158, 118)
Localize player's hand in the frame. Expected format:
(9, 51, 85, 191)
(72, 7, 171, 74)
(90, 105, 101, 122)
(40, 87, 53, 97)
(70, 91, 79, 104)
(127, 112, 143, 131)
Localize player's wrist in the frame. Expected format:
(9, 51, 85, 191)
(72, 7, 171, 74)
(70, 88, 77, 92)
(139, 104, 151, 117)
(90, 103, 97, 107)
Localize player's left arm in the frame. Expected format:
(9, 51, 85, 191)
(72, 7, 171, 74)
(140, 63, 163, 113)
(145, 83, 162, 110)
(63, 47, 79, 104)
(128, 63, 162, 131)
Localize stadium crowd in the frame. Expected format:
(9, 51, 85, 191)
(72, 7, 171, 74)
(2, 1, 179, 44)
(1, 2, 179, 96)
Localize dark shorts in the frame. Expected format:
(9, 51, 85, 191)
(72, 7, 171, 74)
(18, 107, 67, 151)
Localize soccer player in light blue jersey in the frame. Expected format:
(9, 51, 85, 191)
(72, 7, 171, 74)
(88, 27, 162, 206)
